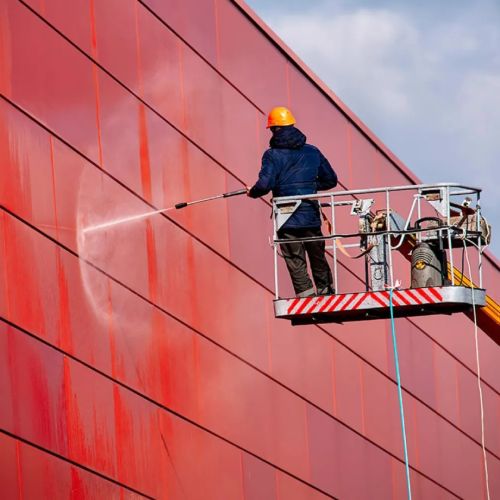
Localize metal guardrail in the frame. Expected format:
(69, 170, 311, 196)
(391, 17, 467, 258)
(271, 183, 486, 300)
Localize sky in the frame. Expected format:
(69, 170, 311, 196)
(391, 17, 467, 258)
(246, 0, 500, 258)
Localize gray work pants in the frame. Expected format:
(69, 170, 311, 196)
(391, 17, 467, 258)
(278, 227, 333, 296)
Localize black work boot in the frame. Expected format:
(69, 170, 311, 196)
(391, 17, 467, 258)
(317, 285, 335, 296)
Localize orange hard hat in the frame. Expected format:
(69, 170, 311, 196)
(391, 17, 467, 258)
(266, 106, 296, 128)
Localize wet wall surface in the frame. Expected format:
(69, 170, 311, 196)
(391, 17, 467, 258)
(0, 0, 499, 498)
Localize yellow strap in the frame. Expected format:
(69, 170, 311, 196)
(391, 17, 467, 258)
(335, 239, 375, 259)
(321, 211, 375, 259)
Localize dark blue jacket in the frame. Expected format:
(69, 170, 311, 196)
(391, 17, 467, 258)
(249, 126, 337, 228)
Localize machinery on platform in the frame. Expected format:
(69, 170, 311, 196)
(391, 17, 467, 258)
(271, 183, 497, 330)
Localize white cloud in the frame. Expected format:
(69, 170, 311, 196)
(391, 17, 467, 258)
(450, 72, 500, 209)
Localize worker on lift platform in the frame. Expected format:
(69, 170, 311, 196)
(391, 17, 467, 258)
(247, 106, 338, 298)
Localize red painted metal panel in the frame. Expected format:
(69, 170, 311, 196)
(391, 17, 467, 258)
(307, 405, 395, 499)
(305, 406, 341, 494)
(482, 257, 500, 300)
(483, 385, 500, 457)
(0, 100, 57, 238)
(93, 0, 141, 94)
(0, 224, 6, 321)
(276, 472, 331, 500)
(405, 467, 457, 500)
(241, 452, 277, 500)
(0, 434, 20, 498)
(0, 213, 57, 344)
(361, 362, 402, 458)
(216, 0, 288, 111)
(18, 440, 122, 499)
(181, 45, 226, 163)
(414, 313, 500, 393)
(487, 455, 500, 500)
(331, 343, 364, 433)
(226, 181, 276, 288)
(269, 318, 334, 412)
(143, 0, 218, 66)
(0, 323, 68, 453)
(181, 44, 260, 183)
(328, 319, 391, 376)
(23, 0, 92, 54)
(218, 83, 261, 184)
(457, 362, 483, 442)
(156, 412, 246, 500)
(412, 394, 484, 498)
(288, 68, 350, 186)
(0, 433, 132, 499)
(97, 72, 144, 192)
(148, 121, 232, 258)
(2, 319, 330, 498)
(433, 346, 461, 427)
(57, 252, 113, 371)
(136, 8, 185, 130)
(392, 319, 438, 407)
(477, 331, 500, 395)
(348, 124, 380, 190)
(146, 216, 269, 370)
(0, 0, 99, 164)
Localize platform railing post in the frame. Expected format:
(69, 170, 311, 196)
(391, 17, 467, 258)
(417, 189, 422, 243)
(331, 193, 338, 293)
(446, 185, 455, 285)
(477, 190, 483, 289)
(273, 201, 279, 299)
(386, 189, 394, 288)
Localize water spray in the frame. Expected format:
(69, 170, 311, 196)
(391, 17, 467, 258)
(82, 188, 247, 233)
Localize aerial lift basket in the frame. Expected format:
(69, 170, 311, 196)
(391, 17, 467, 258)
(271, 183, 490, 326)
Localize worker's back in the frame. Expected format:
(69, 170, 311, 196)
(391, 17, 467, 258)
(249, 111, 336, 297)
(262, 126, 337, 228)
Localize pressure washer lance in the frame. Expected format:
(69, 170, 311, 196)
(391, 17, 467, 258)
(173, 188, 247, 210)
(83, 188, 248, 233)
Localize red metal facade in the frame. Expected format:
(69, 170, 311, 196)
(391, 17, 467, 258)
(0, 0, 499, 498)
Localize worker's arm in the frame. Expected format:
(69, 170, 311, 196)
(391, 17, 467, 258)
(248, 150, 277, 198)
(316, 152, 338, 191)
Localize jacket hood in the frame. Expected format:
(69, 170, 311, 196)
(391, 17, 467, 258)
(270, 126, 307, 149)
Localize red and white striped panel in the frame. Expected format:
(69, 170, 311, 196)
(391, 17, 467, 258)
(285, 287, 444, 316)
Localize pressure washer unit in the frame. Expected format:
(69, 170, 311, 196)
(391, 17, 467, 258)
(271, 183, 495, 331)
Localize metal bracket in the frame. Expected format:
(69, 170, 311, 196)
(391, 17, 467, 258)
(350, 198, 374, 216)
(274, 200, 301, 231)
(421, 187, 449, 217)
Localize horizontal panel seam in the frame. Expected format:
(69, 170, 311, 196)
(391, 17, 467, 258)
(0, 428, 154, 499)
(0, 316, 337, 499)
(0, 314, 466, 500)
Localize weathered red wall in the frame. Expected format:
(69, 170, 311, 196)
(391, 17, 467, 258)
(0, 0, 499, 498)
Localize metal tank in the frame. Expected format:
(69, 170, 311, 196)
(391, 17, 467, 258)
(411, 242, 445, 288)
